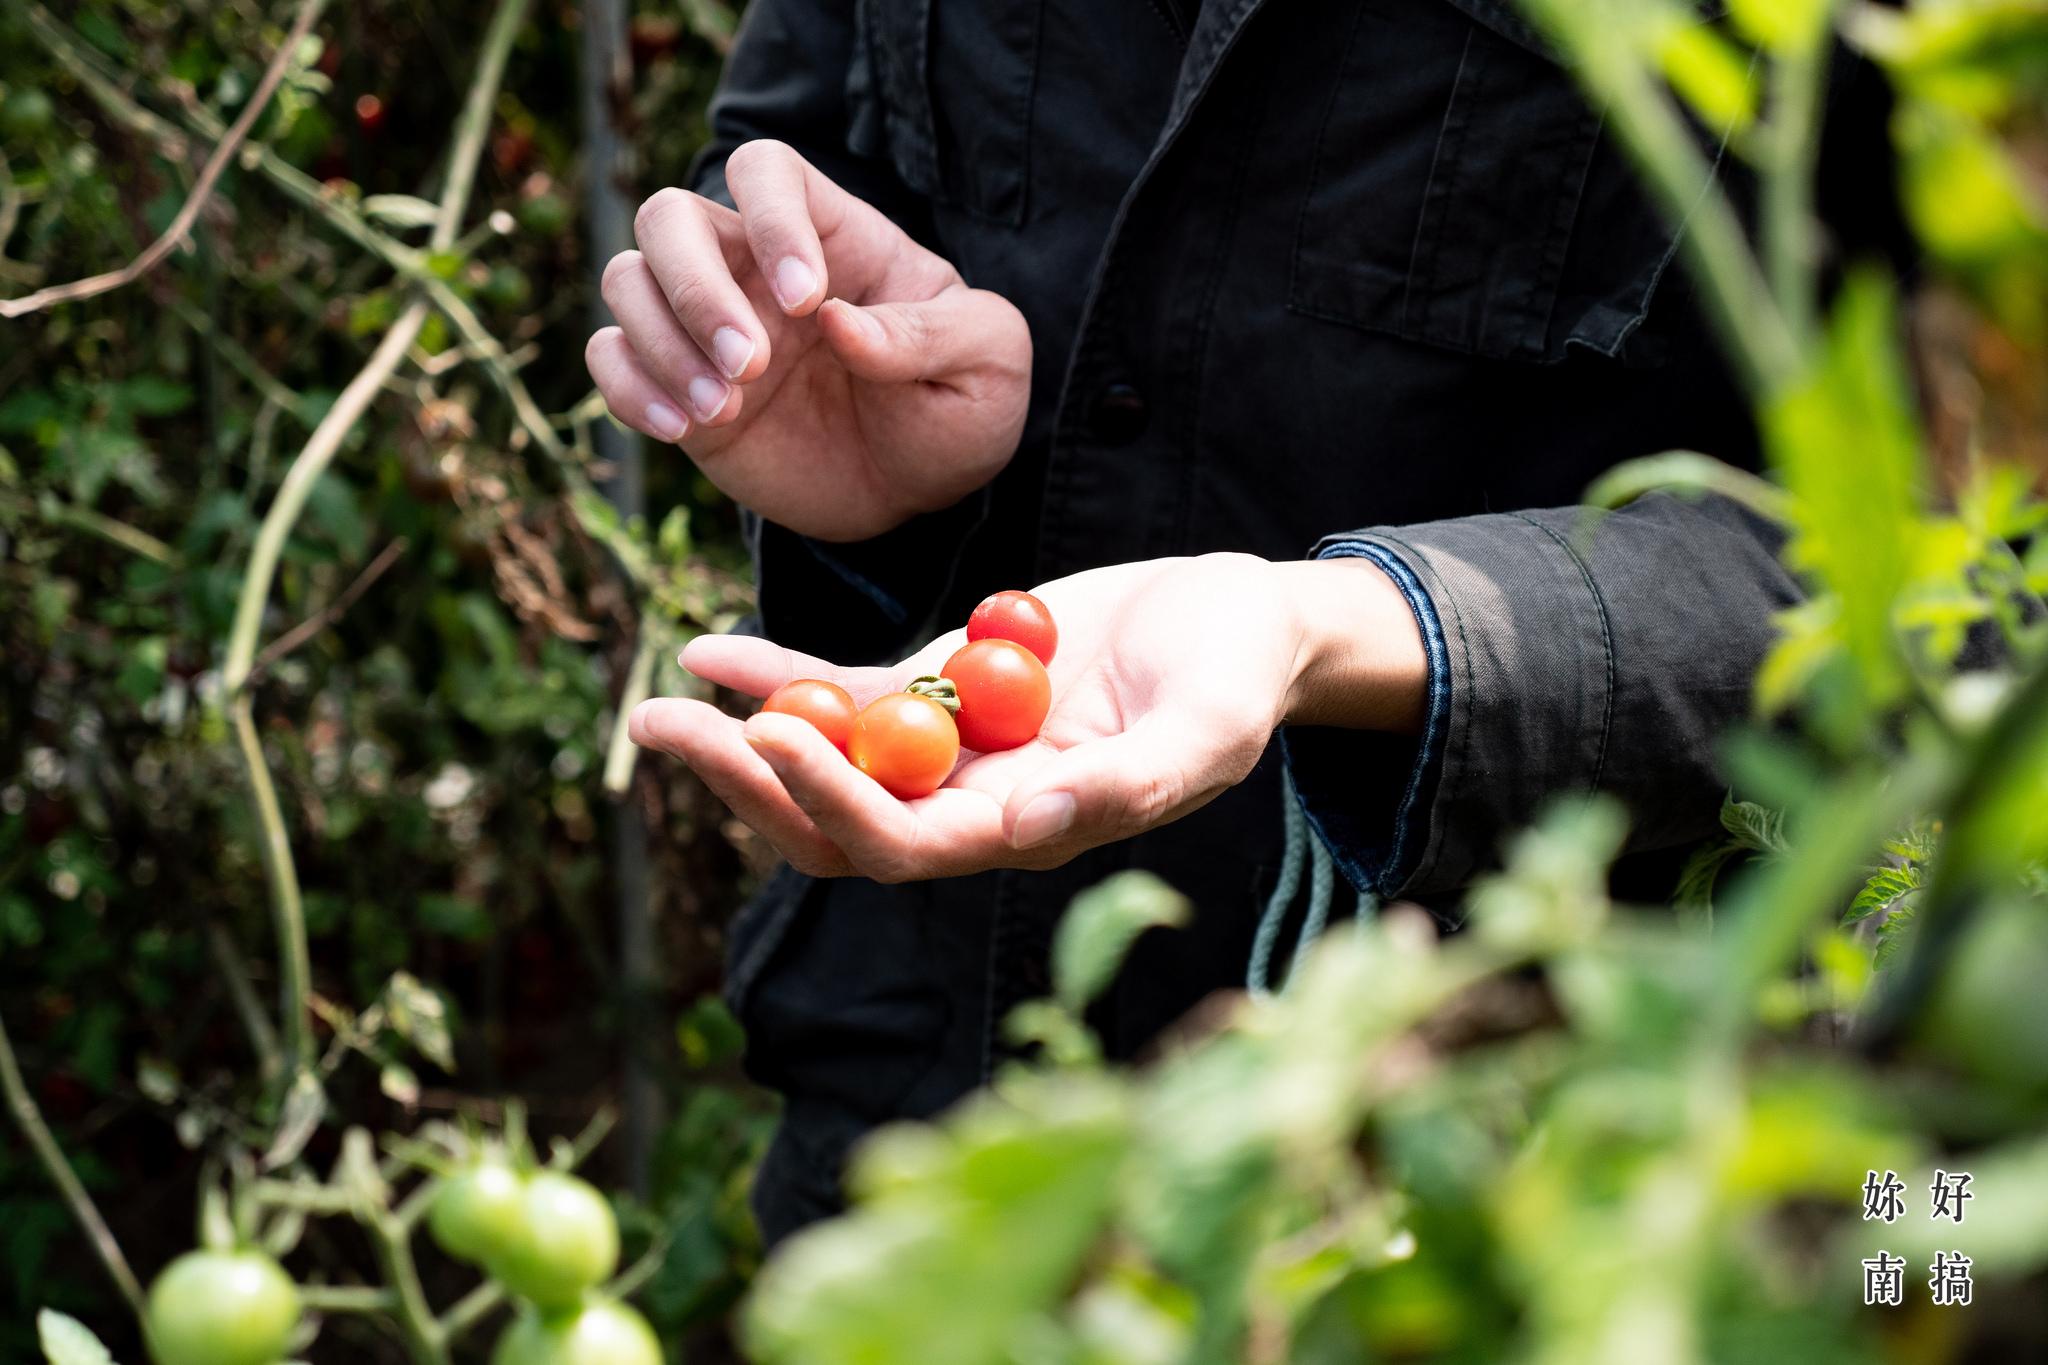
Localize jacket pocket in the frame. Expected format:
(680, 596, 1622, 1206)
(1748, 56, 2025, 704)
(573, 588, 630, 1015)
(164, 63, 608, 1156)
(847, 0, 1043, 225)
(1289, 0, 1695, 364)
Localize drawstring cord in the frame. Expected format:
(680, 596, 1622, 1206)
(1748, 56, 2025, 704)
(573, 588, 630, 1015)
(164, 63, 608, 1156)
(1248, 770, 1377, 998)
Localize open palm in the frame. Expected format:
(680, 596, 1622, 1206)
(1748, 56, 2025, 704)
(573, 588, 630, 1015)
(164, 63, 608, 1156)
(629, 555, 1319, 881)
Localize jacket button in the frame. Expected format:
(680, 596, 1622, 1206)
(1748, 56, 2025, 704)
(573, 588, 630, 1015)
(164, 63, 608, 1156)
(1085, 383, 1149, 445)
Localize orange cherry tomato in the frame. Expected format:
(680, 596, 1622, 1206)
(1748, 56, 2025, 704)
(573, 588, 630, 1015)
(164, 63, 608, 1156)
(849, 694, 960, 798)
(762, 679, 859, 753)
(965, 590, 1057, 665)
(943, 639, 1051, 752)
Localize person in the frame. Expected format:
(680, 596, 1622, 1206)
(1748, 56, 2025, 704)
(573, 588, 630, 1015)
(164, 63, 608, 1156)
(586, 0, 1896, 1242)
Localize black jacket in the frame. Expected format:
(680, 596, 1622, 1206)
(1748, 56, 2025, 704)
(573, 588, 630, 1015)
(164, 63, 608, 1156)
(684, 0, 1892, 1241)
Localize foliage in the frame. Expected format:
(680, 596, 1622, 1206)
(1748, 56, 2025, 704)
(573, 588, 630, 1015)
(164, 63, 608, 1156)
(1, 0, 767, 1360)
(739, 3, 2048, 1363)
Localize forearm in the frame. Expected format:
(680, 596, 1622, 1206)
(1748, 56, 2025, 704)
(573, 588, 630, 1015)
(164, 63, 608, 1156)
(1272, 558, 1430, 735)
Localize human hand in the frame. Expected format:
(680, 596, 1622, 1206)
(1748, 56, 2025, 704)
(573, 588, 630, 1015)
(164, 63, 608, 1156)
(628, 554, 1428, 882)
(585, 140, 1032, 542)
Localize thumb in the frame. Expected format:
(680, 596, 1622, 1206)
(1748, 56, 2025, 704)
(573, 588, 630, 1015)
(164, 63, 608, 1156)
(1001, 714, 1228, 853)
(816, 288, 1027, 386)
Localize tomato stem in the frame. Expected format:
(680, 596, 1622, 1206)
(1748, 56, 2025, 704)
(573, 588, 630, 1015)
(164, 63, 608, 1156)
(906, 674, 962, 715)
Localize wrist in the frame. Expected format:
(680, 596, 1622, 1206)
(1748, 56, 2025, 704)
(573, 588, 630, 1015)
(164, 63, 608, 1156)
(1273, 556, 1429, 734)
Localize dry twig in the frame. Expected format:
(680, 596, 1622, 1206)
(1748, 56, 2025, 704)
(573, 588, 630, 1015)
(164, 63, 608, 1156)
(0, 0, 331, 319)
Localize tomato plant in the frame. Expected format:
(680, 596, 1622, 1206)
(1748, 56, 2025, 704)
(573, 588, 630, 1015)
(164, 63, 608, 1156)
(943, 639, 1052, 753)
(428, 1154, 528, 1266)
(488, 1171, 621, 1311)
(966, 590, 1058, 665)
(142, 1250, 300, 1365)
(762, 679, 860, 753)
(490, 1296, 664, 1365)
(849, 694, 961, 798)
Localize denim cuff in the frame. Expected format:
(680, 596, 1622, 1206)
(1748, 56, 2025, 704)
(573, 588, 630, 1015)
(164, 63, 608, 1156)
(1281, 541, 1451, 903)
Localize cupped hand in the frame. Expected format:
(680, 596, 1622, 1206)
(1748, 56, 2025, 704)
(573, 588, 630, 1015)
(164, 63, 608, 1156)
(585, 139, 1032, 542)
(627, 554, 1428, 883)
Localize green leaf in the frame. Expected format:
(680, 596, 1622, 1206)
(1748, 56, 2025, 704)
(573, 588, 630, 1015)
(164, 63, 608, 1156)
(746, 1077, 1129, 1365)
(1846, 863, 1923, 923)
(1674, 838, 1744, 912)
(1719, 798, 1789, 856)
(1053, 872, 1191, 1013)
(1764, 273, 1926, 713)
(381, 971, 455, 1072)
(37, 1310, 114, 1365)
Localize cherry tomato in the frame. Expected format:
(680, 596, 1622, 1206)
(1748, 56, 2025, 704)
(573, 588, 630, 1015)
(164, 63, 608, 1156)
(490, 1296, 663, 1365)
(944, 639, 1052, 752)
(966, 590, 1057, 665)
(354, 93, 386, 137)
(849, 694, 960, 798)
(428, 1155, 527, 1266)
(762, 678, 858, 753)
(488, 1171, 620, 1310)
(144, 1249, 300, 1365)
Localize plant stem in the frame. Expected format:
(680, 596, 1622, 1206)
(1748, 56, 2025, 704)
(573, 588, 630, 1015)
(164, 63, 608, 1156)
(0, 490, 182, 566)
(300, 1284, 401, 1313)
(603, 628, 661, 796)
(438, 1280, 508, 1341)
(209, 920, 285, 1083)
(367, 1211, 450, 1365)
(433, 0, 531, 249)
(1522, 0, 1804, 395)
(0, 1008, 148, 1318)
(224, 302, 427, 1088)
(1759, 20, 1834, 352)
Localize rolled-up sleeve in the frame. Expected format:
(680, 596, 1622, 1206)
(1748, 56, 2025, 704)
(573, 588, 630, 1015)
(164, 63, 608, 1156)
(1286, 492, 1799, 901)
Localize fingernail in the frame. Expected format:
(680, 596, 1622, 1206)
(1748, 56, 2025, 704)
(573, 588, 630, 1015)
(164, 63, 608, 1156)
(1012, 793, 1077, 849)
(712, 326, 755, 378)
(687, 374, 730, 421)
(773, 258, 818, 311)
(644, 402, 687, 441)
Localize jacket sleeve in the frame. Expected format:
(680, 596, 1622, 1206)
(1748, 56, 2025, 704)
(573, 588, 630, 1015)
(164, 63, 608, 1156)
(1284, 492, 1801, 901)
(685, 0, 983, 663)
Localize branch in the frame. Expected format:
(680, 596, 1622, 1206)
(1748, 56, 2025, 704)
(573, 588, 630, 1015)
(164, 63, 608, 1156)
(0, 1008, 148, 1319)
(0, 0, 332, 318)
(247, 537, 410, 681)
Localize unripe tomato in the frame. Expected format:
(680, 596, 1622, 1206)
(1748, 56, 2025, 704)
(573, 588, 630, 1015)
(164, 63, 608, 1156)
(944, 639, 1052, 752)
(762, 678, 858, 754)
(429, 1155, 527, 1265)
(488, 1171, 620, 1310)
(490, 1296, 663, 1365)
(965, 589, 1057, 665)
(849, 694, 960, 798)
(144, 1249, 300, 1365)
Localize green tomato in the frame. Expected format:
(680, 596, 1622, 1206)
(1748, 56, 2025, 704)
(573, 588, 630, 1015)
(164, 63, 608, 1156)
(144, 1249, 300, 1365)
(489, 1297, 664, 1365)
(489, 1171, 620, 1309)
(1, 88, 54, 137)
(430, 1156, 529, 1265)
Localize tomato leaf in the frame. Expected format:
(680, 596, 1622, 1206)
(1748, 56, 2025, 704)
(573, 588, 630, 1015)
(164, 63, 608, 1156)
(1053, 872, 1190, 1013)
(37, 1309, 114, 1365)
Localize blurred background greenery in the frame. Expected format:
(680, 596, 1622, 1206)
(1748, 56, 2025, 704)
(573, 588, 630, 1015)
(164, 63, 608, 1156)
(1, 1, 777, 1360)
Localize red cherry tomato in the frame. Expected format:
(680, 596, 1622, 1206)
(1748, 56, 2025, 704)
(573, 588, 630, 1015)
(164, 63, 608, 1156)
(762, 679, 858, 753)
(944, 639, 1052, 752)
(849, 694, 960, 798)
(966, 590, 1057, 665)
(354, 93, 386, 137)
